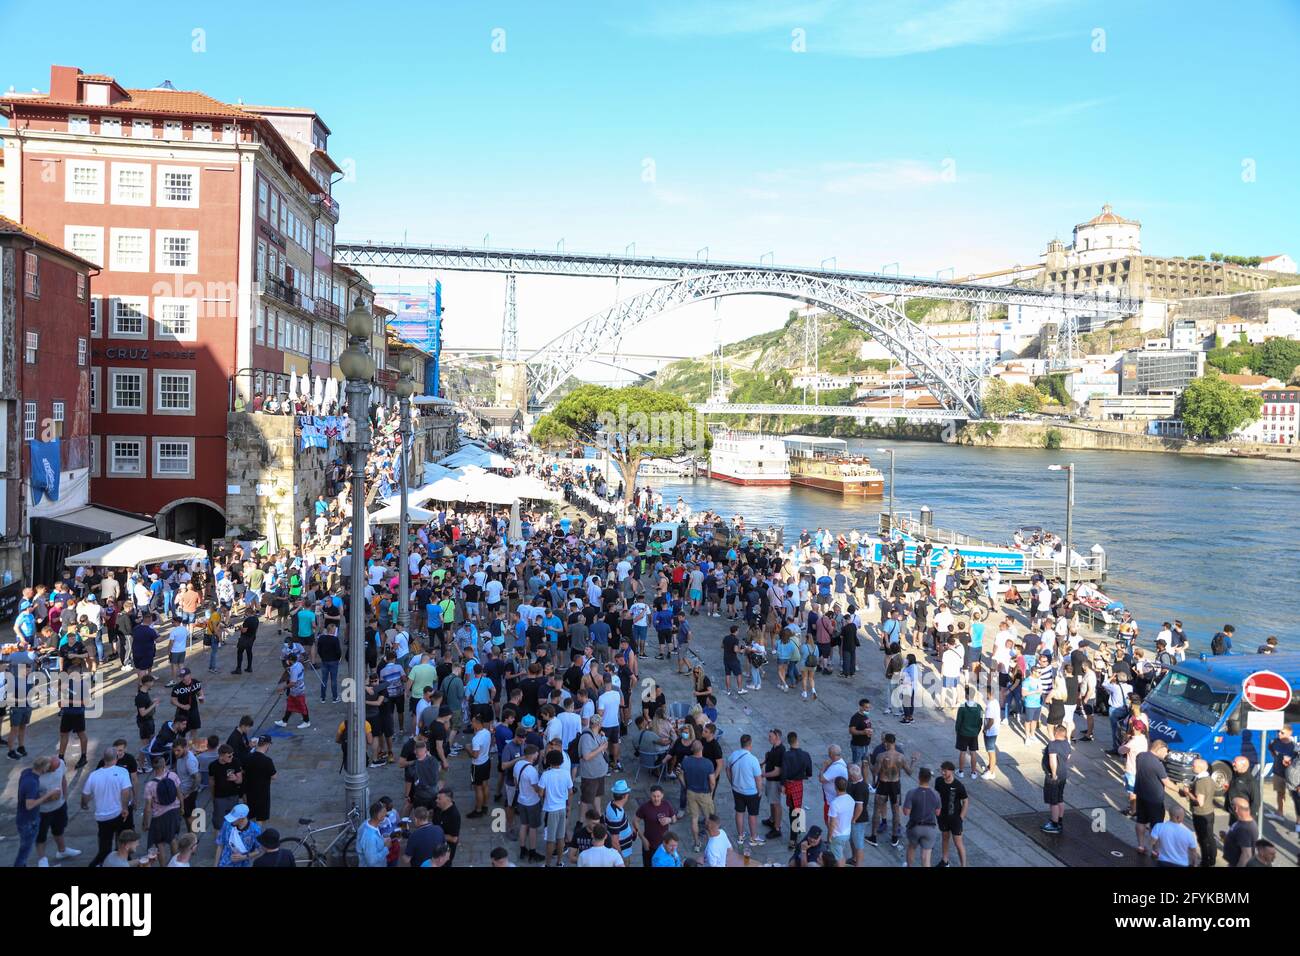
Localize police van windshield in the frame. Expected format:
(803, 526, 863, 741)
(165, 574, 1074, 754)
(1146, 671, 1236, 727)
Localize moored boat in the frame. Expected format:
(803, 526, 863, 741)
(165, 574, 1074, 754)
(708, 429, 790, 486)
(783, 435, 884, 496)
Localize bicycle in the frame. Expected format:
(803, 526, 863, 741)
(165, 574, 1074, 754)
(279, 806, 361, 867)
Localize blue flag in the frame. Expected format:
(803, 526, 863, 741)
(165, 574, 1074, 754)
(29, 439, 62, 504)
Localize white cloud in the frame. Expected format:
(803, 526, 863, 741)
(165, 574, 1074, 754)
(634, 0, 1076, 58)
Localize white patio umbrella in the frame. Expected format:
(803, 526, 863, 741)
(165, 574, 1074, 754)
(313, 375, 325, 408)
(509, 501, 522, 543)
(288, 368, 300, 402)
(370, 501, 437, 525)
(323, 376, 339, 412)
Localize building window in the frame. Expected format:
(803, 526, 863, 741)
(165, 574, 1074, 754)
(52, 402, 65, 432)
(157, 231, 197, 272)
(270, 190, 279, 227)
(254, 370, 264, 395)
(258, 178, 269, 220)
(90, 436, 100, 478)
(24, 331, 38, 364)
(254, 303, 265, 346)
(110, 228, 150, 271)
(66, 160, 104, 203)
(109, 369, 145, 412)
(154, 298, 197, 340)
(132, 118, 153, 139)
(90, 297, 102, 338)
(163, 120, 182, 140)
(101, 116, 122, 137)
(90, 367, 101, 412)
(158, 166, 199, 207)
(64, 226, 103, 267)
(108, 437, 145, 476)
(256, 240, 266, 281)
(221, 123, 237, 143)
(111, 163, 150, 205)
(69, 114, 90, 134)
(23, 252, 39, 297)
(153, 438, 194, 478)
(23, 402, 36, 441)
(78, 337, 88, 366)
(110, 297, 149, 338)
(153, 369, 195, 414)
(77, 273, 87, 299)
(192, 121, 212, 141)
(279, 203, 287, 236)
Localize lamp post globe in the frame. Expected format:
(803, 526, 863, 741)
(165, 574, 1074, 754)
(339, 347, 374, 382)
(345, 300, 372, 340)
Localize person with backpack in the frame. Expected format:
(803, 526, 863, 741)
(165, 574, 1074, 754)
(1210, 624, 1234, 656)
(141, 756, 184, 866)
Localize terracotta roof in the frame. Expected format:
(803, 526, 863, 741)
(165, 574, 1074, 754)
(0, 214, 99, 269)
(1080, 203, 1138, 227)
(1, 86, 249, 119)
(1221, 374, 1276, 388)
(1259, 255, 1285, 263)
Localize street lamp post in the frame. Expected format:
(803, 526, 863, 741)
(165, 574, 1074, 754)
(1047, 463, 1075, 592)
(876, 447, 896, 532)
(395, 359, 417, 634)
(340, 298, 377, 815)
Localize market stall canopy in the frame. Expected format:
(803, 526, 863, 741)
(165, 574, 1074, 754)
(65, 533, 208, 568)
(422, 461, 457, 484)
(439, 446, 512, 470)
(370, 501, 437, 525)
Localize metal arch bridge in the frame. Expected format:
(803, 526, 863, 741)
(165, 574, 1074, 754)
(524, 269, 987, 415)
(695, 401, 966, 423)
(334, 239, 1140, 313)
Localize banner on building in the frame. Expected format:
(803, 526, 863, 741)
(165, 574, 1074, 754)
(29, 439, 62, 504)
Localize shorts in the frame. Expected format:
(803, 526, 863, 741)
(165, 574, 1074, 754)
(11, 707, 32, 728)
(137, 718, 156, 741)
(299, 635, 315, 648)
(983, 734, 998, 754)
(471, 761, 490, 785)
(1043, 778, 1066, 806)
(850, 820, 870, 851)
(689, 589, 702, 602)
(937, 813, 963, 835)
(828, 834, 851, 861)
(656, 630, 672, 646)
(686, 790, 715, 820)
(765, 780, 784, 807)
(169, 651, 186, 665)
(580, 776, 606, 803)
(942, 676, 959, 689)
(59, 712, 86, 734)
(602, 725, 620, 745)
(956, 734, 979, 753)
(1274, 773, 1291, 795)
(964, 646, 981, 667)
(543, 808, 568, 843)
(38, 804, 69, 841)
(817, 643, 832, 659)
(907, 824, 938, 849)
(723, 658, 743, 677)
(517, 801, 542, 829)
(876, 780, 901, 804)
(147, 808, 183, 847)
(1135, 798, 1165, 826)
(733, 792, 760, 816)
(633, 625, 647, 643)
(1123, 771, 1136, 794)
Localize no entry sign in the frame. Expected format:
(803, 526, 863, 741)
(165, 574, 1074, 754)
(1242, 671, 1293, 712)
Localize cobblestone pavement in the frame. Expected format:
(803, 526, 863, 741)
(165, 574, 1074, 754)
(2, 603, 1295, 867)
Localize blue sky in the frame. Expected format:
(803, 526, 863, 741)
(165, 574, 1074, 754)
(4, 0, 1298, 356)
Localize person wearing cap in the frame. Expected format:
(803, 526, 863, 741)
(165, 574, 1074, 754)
(216, 803, 263, 867)
(251, 828, 296, 867)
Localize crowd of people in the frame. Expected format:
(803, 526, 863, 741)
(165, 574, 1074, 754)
(3, 423, 1295, 869)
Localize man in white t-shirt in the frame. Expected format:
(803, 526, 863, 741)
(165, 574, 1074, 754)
(827, 777, 857, 866)
(981, 688, 1001, 780)
(167, 623, 191, 686)
(596, 677, 624, 764)
(1151, 805, 1200, 867)
(538, 750, 574, 867)
(819, 745, 848, 823)
(615, 558, 632, 582)
(81, 750, 133, 867)
(468, 713, 492, 819)
(700, 813, 733, 867)
(484, 578, 504, 610)
(578, 824, 625, 866)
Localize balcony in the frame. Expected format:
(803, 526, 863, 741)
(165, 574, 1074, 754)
(262, 274, 303, 310)
(315, 298, 340, 323)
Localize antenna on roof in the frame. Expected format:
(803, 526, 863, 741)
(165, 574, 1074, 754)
(151, 79, 177, 91)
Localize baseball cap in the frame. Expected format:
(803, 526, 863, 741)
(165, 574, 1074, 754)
(521, 714, 536, 729)
(224, 803, 250, 824)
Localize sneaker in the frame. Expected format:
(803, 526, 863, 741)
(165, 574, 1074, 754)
(368, 759, 387, 768)
(865, 835, 879, 847)
(749, 836, 766, 846)
(333, 697, 341, 704)
(801, 691, 808, 700)
(16, 746, 26, 756)
(936, 859, 950, 868)
(957, 771, 965, 779)
(298, 721, 312, 729)
(737, 689, 748, 696)
(75, 756, 87, 769)
(37, 858, 49, 867)
(528, 850, 545, 862)
(274, 720, 288, 727)
(890, 836, 901, 848)
(614, 762, 623, 772)
(981, 771, 997, 781)
(230, 669, 243, 675)
(56, 847, 82, 860)
(1041, 821, 1062, 833)
(6, 751, 17, 760)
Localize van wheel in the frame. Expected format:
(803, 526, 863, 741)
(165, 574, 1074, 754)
(1210, 761, 1232, 791)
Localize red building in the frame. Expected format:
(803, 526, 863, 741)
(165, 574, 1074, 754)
(0, 216, 120, 581)
(0, 65, 347, 545)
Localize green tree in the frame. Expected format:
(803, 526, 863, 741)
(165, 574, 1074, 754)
(1210, 252, 1224, 262)
(531, 385, 705, 494)
(1253, 339, 1300, 382)
(1042, 428, 1063, 449)
(1178, 374, 1263, 440)
(1010, 383, 1044, 413)
(1206, 346, 1256, 375)
(981, 378, 1017, 418)
(529, 415, 574, 448)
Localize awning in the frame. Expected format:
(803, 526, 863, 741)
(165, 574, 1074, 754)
(31, 505, 154, 547)
(64, 533, 207, 568)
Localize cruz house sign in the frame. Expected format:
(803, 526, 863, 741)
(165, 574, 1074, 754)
(95, 348, 198, 361)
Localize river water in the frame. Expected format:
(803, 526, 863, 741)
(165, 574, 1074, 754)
(642, 440, 1300, 648)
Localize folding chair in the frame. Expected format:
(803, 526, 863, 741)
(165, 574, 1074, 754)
(632, 747, 668, 784)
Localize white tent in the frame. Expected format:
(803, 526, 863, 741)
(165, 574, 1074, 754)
(439, 446, 512, 470)
(66, 534, 208, 568)
(370, 501, 437, 526)
(422, 461, 456, 484)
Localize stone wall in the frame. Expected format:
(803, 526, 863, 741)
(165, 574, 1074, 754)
(953, 419, 1299, 462)
(225, 412, 333, 548)
(1172, 286, 1300, 324)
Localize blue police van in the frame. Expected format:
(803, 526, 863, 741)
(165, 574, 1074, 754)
(1142, 652, 1299, 789)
